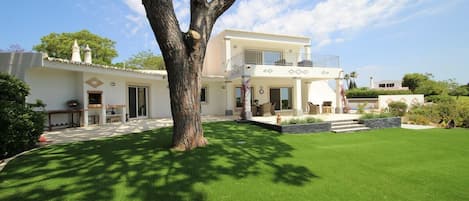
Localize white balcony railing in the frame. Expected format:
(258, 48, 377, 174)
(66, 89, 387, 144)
(228, 52, 340, 68)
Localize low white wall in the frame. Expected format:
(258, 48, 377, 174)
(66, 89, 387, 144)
(378, 94, 424, 111)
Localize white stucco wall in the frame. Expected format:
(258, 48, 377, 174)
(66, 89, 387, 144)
(201, 81, 226, 116)
(308, 80, 337, 109)
(378, 94, 424, 111)
(25, 68, 81, 110)
(204, 34, 224, 76)
(82, 73, 172, 118)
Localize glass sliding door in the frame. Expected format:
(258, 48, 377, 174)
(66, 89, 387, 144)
(128, 86, 148, 118)
(270, 87, 292, 110)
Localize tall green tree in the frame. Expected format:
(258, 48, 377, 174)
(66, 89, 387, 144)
(414, 80, 449, 96)
(344, 73, 350, 89)
(143, 0, 235, 150)
(402, 73, 430, 92)
(33, 30, 118, 65)
(349, 71, 358, 89)
(121, 50, 165, 70)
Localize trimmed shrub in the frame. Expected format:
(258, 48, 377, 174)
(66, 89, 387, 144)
(406, 114, 431, 125)
(357, 103, 367, 114)
(388, 101, 408, 117)
(305, 117, 323, 123)
(359, 113, 393, 120)
(281, 117, 323, 125)
(346, 88, 412, 98)
(425, 95, 454, 103)
(0, 73, 45, 159)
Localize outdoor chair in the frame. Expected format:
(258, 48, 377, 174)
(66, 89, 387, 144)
(297, 60, 313, 67)
(251, 104, 258, 116)
(322, 101, 332, 113)
(259, 102, 275, 116)
(308, 102, 320, 114)
(270, 102, 276, 115)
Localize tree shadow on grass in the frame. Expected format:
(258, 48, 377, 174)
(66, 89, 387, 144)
(0, 121, 318, 201)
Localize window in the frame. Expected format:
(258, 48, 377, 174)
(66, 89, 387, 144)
(263, 51, 282, 65)
(200, 87, 207, 103)
(379, 84, 386, 88)
(386, 83, 395, 88)
(245, 50, 262, 65)
(270, 87, 292, 110)
(235, 87, 254, 108)
(244, 50, 282, 65)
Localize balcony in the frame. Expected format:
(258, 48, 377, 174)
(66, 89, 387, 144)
(227, 52, 342, 79)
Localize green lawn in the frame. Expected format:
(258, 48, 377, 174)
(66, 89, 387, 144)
(1, 122, 468, 201)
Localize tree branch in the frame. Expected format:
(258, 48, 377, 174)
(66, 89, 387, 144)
(209, 0, 236, 19)
(142, 0, 185, 54)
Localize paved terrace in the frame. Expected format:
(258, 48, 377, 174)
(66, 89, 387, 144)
(43, 115, 235, 144)
(43, 114, 361, 145)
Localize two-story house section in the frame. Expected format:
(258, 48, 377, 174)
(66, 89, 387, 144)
(0, 29, 345, 129)
(204, 29, 344, 117)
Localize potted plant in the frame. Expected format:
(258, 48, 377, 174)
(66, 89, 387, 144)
(66, 99, 80, 108)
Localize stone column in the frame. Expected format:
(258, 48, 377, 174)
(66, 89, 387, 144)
(241, 75, 252, 120)
(100, 95, 106, 124)
(121, 106, 126, 123)
(224, 38, 232, 72)
(293, 77, 303, 116)
(305, 45, 311, 60)
(304, 81, 312, 112)
(225, 81, 234, 115)
(335, 79, 343, 114)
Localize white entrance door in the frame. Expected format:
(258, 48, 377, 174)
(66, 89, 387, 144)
(128, 86, 148, 118)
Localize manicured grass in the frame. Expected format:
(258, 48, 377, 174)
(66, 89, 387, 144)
(1, 122, 469, 201)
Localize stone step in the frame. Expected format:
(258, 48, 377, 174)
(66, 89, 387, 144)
(328, 119, 359, 123)
(332, 126, 371, 133)
(331, 124, 365, 129)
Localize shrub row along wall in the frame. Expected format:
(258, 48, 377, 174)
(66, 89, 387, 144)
(249, 121, 331, 134)
(346, 88, 412, 98)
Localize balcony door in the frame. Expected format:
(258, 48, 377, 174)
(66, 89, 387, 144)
(245, 50, 282, 65)
(128, 86, 148, 118)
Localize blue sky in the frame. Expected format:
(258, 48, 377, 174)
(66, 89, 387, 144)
(1, 0, 468, 86)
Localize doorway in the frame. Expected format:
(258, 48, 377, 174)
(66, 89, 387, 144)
(128, 86, 148, 118)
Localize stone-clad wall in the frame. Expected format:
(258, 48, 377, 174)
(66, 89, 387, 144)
(360, 117, 401, 129)
(249, 120, 331, 134)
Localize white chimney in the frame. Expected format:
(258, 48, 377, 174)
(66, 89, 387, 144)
(370, 76, 374, 89)
(71, 40, 82, 62)
(84, 44, 92, 64)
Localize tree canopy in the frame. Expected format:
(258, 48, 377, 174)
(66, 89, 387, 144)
(33, 30, 118, 65)
(115, 50, 165, 70)
(402, 73, 430, 92)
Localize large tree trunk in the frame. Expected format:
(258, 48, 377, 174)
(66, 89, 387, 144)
(143, 0, 235, 150)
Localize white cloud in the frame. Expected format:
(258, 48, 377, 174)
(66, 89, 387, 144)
(215, 0, 453, 49)
(216, 0, 409, 48)
(122, 0, 456, 48)
(123, 0, 190, 35)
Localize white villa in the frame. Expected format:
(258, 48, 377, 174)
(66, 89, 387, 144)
(0, 29, 344, 130)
